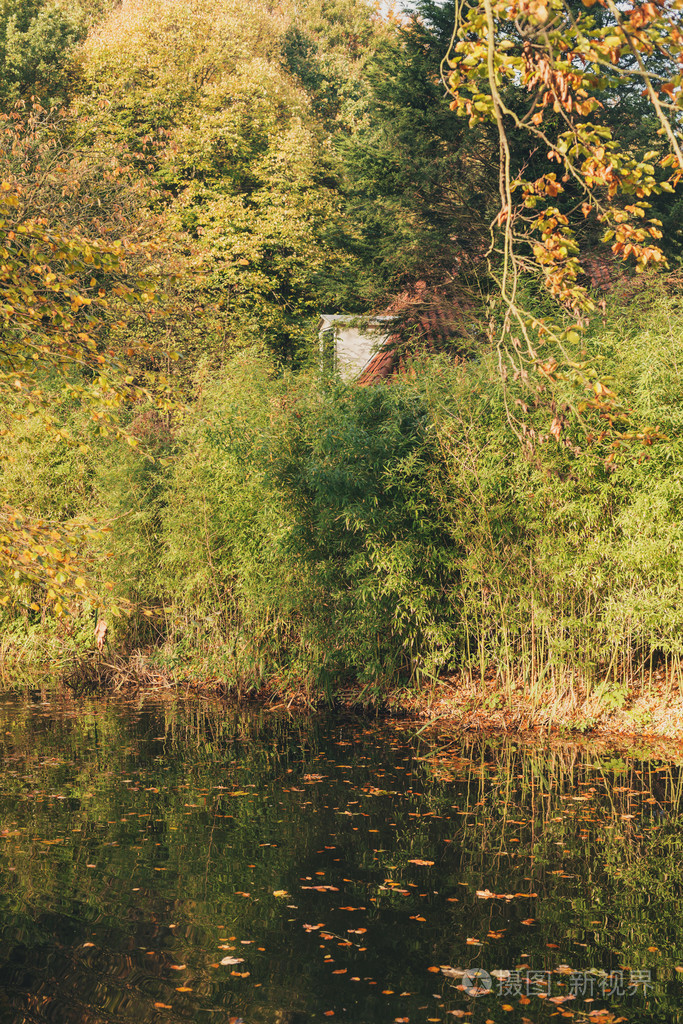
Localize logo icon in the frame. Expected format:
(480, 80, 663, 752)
(462, 968, 493, 996)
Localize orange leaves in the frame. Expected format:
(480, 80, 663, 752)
(629, 3, 659, 28)
(445, 0, 679, 348)
(407, 858, 434, 866)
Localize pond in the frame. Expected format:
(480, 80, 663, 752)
(0, 696, 682, 1024)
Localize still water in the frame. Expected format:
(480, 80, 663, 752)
(0, 696, 682, 1024)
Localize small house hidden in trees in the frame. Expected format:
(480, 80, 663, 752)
(317, 260, 626, 384)
(318, 286, 473, 384)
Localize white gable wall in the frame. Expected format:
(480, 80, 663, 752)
(319, 315, 393, 381)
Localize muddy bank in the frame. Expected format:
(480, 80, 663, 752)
(11, 646, 683, 751)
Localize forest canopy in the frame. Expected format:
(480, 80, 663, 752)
(1, 0, 683, 702)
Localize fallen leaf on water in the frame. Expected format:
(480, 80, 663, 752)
(521, 918, 536, 926)
(169, 964, 186, 970)
(231, 971, 250, 977)
(175, 987, 192, 993)
(466, 938, 482, 945)
(427, 966, 440, 973)
(382, 989, 395, 995)
(502, 1006, 514, 1012)
(333, 969, 347, 975)
(408, 859, 434, 866)
(323, 1013, 334, 1018)
(154, 1003, 172, 1009)
(220, 956, 245, 966)
(83, 943, 95, 948)
(273, 890, 289, 898)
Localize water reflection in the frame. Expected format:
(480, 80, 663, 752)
(0, 697, 681, 1023)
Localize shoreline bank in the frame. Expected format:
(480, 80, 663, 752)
(5, 649, 683, 751)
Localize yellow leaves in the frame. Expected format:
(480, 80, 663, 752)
(476, 889, 539, 900)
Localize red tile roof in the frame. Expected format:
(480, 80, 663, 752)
(357, 285, 472, 386)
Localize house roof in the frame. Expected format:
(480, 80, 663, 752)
(356, 346, 398, 386)
(319, 280, 475, 386)
(318, 313, 395, 328)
